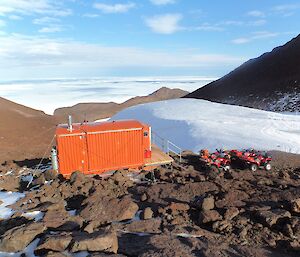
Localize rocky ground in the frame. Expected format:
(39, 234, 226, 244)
(0, 151, 300, 257)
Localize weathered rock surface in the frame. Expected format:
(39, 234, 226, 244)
(199, 210, 222, 224)
(35, 234, 72, 253)
(0, 222, 46, 252)
(142, 207, 153, 220)
(71, 229, 118, 253)
(256, 209, 291, 227)
(80, 195, 138, 226)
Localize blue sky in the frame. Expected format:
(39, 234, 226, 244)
(0, 0, 299, 80)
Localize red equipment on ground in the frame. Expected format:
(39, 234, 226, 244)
(199, 148, 272, 174)
(230, 149, 272, 171)
(199, 149, 231, 173)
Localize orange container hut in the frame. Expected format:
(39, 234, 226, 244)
(55, 119, 152, 177)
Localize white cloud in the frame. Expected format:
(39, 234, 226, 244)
(93, 2, 135, 13)
(8, 15, 22, 20)
(0, 0, 72, 17)
(38, 26, 63, 33)
(150, 0, 176, 6)
(273, 4, 300, 12)
(231, 38, 250, 44)
(83, 13, 100, 18)
(232, 31, 279, 44)
(33, 17, 60, 25)
(272, 4, 300, 16)
(249, 19, 267, 26)
(145, 14, 182, 34)
(247, 10, 265, 18)
(195, 23, 224, 31)
(0, 34, 245, 79)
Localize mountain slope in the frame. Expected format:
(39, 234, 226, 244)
(0, 87, 187, 162)
(0, 97, 57, 163)
(54, 87, 188, 122)
(185, 34, 300, 112)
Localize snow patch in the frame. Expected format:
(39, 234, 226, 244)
(21, 211, 44, 222)
(112, 99, 300, 154)
(0, 191, 25, 219)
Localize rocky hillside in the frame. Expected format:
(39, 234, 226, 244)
(185, 34, 300, 112)
(0, 97, 57, 163)
(0, 151, 300, 256)
(54, 87, 188, 123)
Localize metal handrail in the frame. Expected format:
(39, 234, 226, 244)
(152, 131, 182, 163)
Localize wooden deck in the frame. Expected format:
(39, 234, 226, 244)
(145, 144, 173, 167)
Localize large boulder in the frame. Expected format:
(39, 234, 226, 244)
(71, 229, 118, 253)
(0, 222, 46, 252)
(256, 209, 291, 228)
(80, 195, 138, 226)
(43, 208, 83, 231)
(35, 234, 72, 254)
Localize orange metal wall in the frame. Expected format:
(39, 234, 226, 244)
(86, 129, 144, 173)
(55, 120, 151, 176)
(56, 133, 88, 176)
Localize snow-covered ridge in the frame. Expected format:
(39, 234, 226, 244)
(112, 99, 300, 154)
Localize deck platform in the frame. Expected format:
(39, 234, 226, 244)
(145, 144, 173, 167)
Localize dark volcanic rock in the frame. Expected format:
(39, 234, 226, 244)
(185, 34, 300, 112)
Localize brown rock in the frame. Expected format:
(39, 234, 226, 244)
(44, 169, 58, 181)
(212, 220, 232, 233)
(283, 223, 294, 238)
(140, 193, 147, 202)
(118, 218, 162, 234)
(0, 175, 20, 191)
(224, 207, 239, 220)
(215, 190, 249, 208)
(256, 209, 291, 228)
(71, 229, 118, 253)
(193, 195, 215, 211)
(69, 171, 86, 185)
(43, 209, 70, 229)
(291, 198, 300, 213)
(45, 252, 69, 257)
(142, 207, 153, 220)
(169, 202, 190, 213)
(0, 222, 46, 252)
(35, 234, 72, 253)
(199, 210, 222, 224)
(288, 240, 300, 251)
(80, 196, 138, 226)
(202, 196, 215, 211)
(44, 208, 83, 231)
(33, 174, 46, 186)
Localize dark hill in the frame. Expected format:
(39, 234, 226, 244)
(185, 34, 300, 112)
